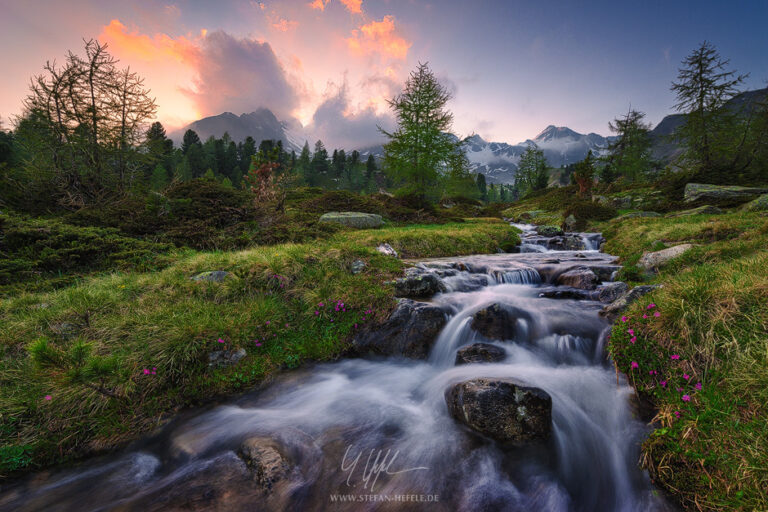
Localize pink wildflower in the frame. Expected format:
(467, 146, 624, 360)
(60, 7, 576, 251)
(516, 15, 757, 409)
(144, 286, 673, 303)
(647, 303, 656, 309)
(682, 394, 691, 402)
(254, 342, 262, 347)
(695, 382, 702, 390)
(630, 336, 637, 344)
(44, 395, 52, 401)
(654, 311, 660, 317)
(660, 380, 667, 388)
(314, 310, 320, 315)
(670, 354, 680, 360)
(217, 338, 225, 343)
(628, 328, 635, 335)
(642, 314, 648, 319)
(318, 302, 324, 307)
(674, 411, 680, 418)
(630, 361, 639, 369)
(143, 369, 150, 375)
(621, 316, 628, 323)
(683, 373, 690, 380)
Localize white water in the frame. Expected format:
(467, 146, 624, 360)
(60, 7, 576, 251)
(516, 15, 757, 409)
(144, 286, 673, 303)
(0, 225, 667, 512)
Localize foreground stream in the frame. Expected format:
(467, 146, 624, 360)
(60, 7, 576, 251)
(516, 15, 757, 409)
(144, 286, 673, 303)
(0, 225, 669, 511)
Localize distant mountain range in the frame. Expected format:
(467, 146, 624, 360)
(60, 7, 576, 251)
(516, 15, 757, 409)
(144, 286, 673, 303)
(171, 87, 767, 184)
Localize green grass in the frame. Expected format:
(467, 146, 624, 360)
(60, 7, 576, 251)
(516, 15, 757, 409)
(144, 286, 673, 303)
(0, 219, 519, 478)
(601, 211, 768, 510)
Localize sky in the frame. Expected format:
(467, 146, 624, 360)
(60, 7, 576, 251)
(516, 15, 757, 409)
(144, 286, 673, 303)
(1, 0, 767, 148)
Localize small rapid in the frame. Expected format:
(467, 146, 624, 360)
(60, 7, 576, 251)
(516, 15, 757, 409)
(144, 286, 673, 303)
(0, 224, 668, 512)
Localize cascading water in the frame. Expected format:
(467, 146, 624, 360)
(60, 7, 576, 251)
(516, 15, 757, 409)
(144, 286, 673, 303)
(0, 224, 669, 512)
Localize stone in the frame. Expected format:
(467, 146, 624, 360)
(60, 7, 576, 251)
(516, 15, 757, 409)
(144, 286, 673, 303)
(208, 348, 247, 368)
(556, 267, 598, 290)
(535, 225, 563, 237)
(445, 378, 552, 443)
(596, 282, 629, 303)
(638, 244, 693, 271)
(563, 214, 579, 232)
(393, 273, 446, 298)
(319, 211, 383, 229)
(471, 303, 521, 341)
(587, 264, 622, 282)
(350, 259, 366, 274)
(601, 285, 662, 318)
(666, 205, 724, 217)
(191, 271, 232, 283)
(683, 183, 768, 203)
(455, 343, 507, 365)
(611, 196, 633, 209)
(742, 193, 768, 212)
(351, 299, 447, 359)
(376, 243, 398, 258)
(51, 322, 78, 339)
(238, 437, 291, 490)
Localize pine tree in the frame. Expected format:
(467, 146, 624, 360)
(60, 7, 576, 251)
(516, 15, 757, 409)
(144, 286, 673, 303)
(181, 129, 201, 155)
(603, 108, 653, 183)
(671, 41, 747, 180)
(475, 172, 487, 201)
(515, 145, 549, 196)
(381, 62, 458, 201)
(150, 164, 168, 191)
(572, 151, 596, 197)
(364, 154, 378, 193)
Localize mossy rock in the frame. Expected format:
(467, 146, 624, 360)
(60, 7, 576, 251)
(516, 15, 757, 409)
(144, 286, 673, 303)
(666, 205, 724, 217)
(319, 211, 384, 229)
(742, 193, 768, 212)
(535, 225, 564, 237)
(683, 183, 768, 204)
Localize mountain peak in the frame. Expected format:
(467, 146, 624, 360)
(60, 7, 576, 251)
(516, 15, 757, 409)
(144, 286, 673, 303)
(533, 125, 581, 142)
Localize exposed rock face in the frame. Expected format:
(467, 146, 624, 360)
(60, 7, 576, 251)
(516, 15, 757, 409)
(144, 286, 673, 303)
(556, 267, 598, 290)
(536, 225, 564, 237)
(601, 285, 662, 318)
(742, 193, 768, 212)
(192, 270, 232, 283)
(393, 273, 446, 298)
(596, 282, 629, 303)
(238, 438, 291, 490)
(683, 183, 768, 203)
(638, 244, 693, 271)
(319, 211, 384, 229)
(351, 299, 447, 359)
(445, 378, 552, 443)
(471, 303, 520, 340)
(209, 348, 247, 368)
(455, 343, 506, 365)
(538, 281, 628, 303)
(667, 205, 723, 217)
(376, 243, 398, 257)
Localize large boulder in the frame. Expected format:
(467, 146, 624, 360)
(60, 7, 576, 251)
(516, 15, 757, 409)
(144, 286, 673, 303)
(393, 273, 446, 298)
(455, 343, 507, 365)
(596, 281, 629, 303)
(471, 303, 520, 341)
(351, 299, 447, 359)
(666, 205, 723, 217)
(376, 243, 398, 257)
(556, 267, 598, 290)
(192, 270, 233, 283)
(445, 378, 552, 443)
(683, 183, 768, 204)
(601, 285, 662, 318)
(238, 437, 291, 490)
(535, 225, 563, 237)
(638, 244, 693, 271)
(208, 348, 247, 368)
(319, 211, 383, 229)
(742, 193, 768, 212)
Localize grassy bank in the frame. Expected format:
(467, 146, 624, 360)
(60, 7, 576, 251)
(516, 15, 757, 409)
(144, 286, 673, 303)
(601, 212, 768, 510)
(0, 219, 519, 478)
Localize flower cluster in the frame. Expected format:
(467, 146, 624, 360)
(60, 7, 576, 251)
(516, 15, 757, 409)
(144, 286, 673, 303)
(142, 367, 157, 375)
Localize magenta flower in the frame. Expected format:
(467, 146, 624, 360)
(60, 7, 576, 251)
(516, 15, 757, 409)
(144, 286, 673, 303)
(682, 394, 691, 402)
(621, 316, 628, 323)
(647, 303, 656, 309)
(314, 310, 320, 315)
(254, 342, 262, 347)
(630, 361, 639, 369)
(354, 323, 358, 329)
(44, 395, 52, 401)
(695, 382, 702, 390)
(217, 338, 225, 343)
(654, 311, 661, 317)
(318, 302, 324, 307)
(660, 380, 667, 388)
(683, 373, 690, 380)
(266, 321, 270, 325)
(642, 314, 648, 319)
(630, 336, 637, 344)
(628, 328, 635, 335)
(670, 354, 680, 360)
(674, 411, 680, 418)
(143, 369, 150, 375)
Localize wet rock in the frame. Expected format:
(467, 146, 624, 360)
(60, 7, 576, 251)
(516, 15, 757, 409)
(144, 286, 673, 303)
(455, 343, 507, 365)
(742, 193, 768, 212)
(563, 214, 579, 232)
(601, 285, 662, 318)
(208, 348, 247, 368)
(351, 299, 447, 359)
(319, 211, 383, 228)
(376, 243, 398, 257)
(587, 264, 622, 282)
(394, 272, 446, 298)
(471, 303, 519, 340)
(562, 234, 587, 251)
(684, 183, 768, 203)
(445, 378, 552, 443)
(191, 270, 232, 283)
(535, 225, 563, 237)
(350, 259, 366, 274)
(596, 282, 629, 303)
(239, 437, 291, 490)
(556, 267, 598, 290)
(539, 287, 595, 300)
(666, 205, 724, 217)
(638, 244, 693, 271)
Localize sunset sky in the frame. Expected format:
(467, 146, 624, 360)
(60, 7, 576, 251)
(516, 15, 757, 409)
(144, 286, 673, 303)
(1, 0, 767, 148)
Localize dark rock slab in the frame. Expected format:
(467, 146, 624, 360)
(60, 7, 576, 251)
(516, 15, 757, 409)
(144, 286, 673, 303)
(455, 343, 507, 365)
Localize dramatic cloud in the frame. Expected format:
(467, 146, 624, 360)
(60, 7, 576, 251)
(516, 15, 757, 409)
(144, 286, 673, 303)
(347, 16, 410, 60)
(308, 0, 329, 11)
(101, 21, 300, 122)
(309, 0, 362, 13)
(307, 81, 394, 150)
